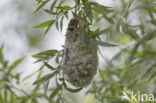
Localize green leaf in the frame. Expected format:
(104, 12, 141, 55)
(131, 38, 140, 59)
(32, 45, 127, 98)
(0, 45, 7, 68)
(50, 85, 62, 99)
(44, 62, 55, 70)
(60, 16, 64, 31)
(91, 2, 113, 15)
(0, 45, 4, 63)
(55, 50, 63, 64)
(82, 0, 92, 22)
(33, 70, 59, 85)
(88, 3, 93, 23)
(44, 23, 53, 35)
(91, 28, 107, 38)
(8, 57, 25, 73)
(99, 69, 106, 81)
(103, 15, 114, 24)
(55, 21, 59, 31)
(126, 28, 139, 39)
(44, 81, 50, 94)
(0, 94, 4, 103)
(33, 0, 50, 13)
(34, 19, 55, 28)
(143, 64, 156, 77)
(150, 7, 156, 13)
(62, 6, 72, 10)
(129, 0, 133, 4)
(127, 30, 156, 62)
(32, 49, 58, 62)
(143, 30, 156, 41)
(94, 40, 117, 47)
(22, 65, 44, 81)
(64, 11, 69, 19)
(56, 98, 60, 103)
(127, 41, 140, 62)
(82, 0, 89, 8)
(50, 0, 57, 14)
(63, 82, 83, 93)
(37, 69, 42, 80)
(151, 19, 156, 26)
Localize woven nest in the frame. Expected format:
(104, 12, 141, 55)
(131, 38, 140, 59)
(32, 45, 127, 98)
(63, 16, 98, 87)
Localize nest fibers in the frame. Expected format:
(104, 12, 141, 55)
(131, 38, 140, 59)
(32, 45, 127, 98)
(63, 16, 98, 88)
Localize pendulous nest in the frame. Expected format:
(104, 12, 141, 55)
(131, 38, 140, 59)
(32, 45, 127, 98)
(63, 16, 98, 88)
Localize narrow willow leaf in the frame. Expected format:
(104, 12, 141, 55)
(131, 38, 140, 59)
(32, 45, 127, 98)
(37, 69, 42, 80)
(91, 2, 113, 15)
(10, 94, 14, 103)
(4, 89, 7, 102)
(103, 15, 114, 24)
(129, 0, 133, 7)
(33, 49, 58, 57)
(91, 28, 106, 38)
(143, 30, 156, 41)
(126, 28, 139, 39)
(95, 40, 117, 47)
(88, 3, 93, 23)
(44, 62, 55, 70)
(99, 69, 106, 81)
(56, 98, 60, 103)
(8, 57, 25, 73)
(0, 94, 4, 103)
(0, 45, 4, 63)
(127, 42, 140, 62)
(148, 73, 156, 81)
(34, 20, 55, 28)
(44, 9, 50, 14)
(33, 70, 59, 85)
(82, 0, 89, 8)
(44, 9, 58, 15)
(32, 49, 58, 61)
(150, 7, 156, 13)
(50, 0, 57, 14)
(50, 85, 62, 99)
(44, 81, 50, 94)
(78, 10, 82, 16)
(82, 0, 89, 12)
(55, 21, 59, 31)
(143, 64, 156, 77)
(151, 19, 156, 26)
(60, 16, 64, 32)
(64, 11, 69, 19)
(33, 0, 50, 13)
(63, 82, 82, 93)
(44, 23, 52, 35)
(63, 6, 72, 10)
(127, 30, 156, 62)
(22, 65, 44, 82)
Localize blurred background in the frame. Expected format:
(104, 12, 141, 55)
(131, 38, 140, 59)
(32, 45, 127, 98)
(0, 0, 156, 103)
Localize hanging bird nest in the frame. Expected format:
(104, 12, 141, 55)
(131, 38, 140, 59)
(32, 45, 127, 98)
(63, 16, 98, 88)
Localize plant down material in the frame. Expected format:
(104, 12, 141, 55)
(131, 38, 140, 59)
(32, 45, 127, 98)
(63, 16, 98, 87)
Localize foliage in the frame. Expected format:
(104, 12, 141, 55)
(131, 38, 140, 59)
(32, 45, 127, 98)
(32, 0, 156, 103)
(0, 0, 156, 103)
